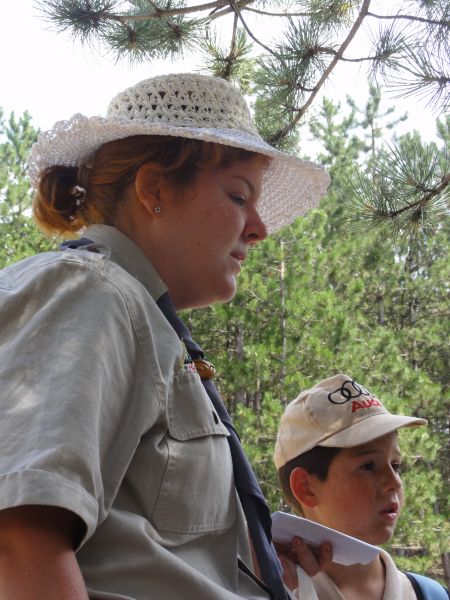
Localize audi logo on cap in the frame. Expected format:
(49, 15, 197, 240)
(328, 379, 372, 405)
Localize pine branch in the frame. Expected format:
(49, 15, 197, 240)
(105, 8, 202, 63)
(306, 49, 399, 63)
(230, 10, 238, 57)
(345, 138, 450, 238)
(230, 1, 279, 57)
(367, 11, 450, 28)
(367, 21, 410, 80)
(143, 1, 231, 19)
(242, 6, 315, 18)
(198, 27, 255, 89)
(36, 0, 120, 41)
(206, 0, 256, 23)
(386, 47, 450, 112)
(124, 0, 254, 22)
(103, 1, 237, 21)
(384, 174, 450, 219)
(36, 0, 255, 30)
(268, 0, 372, 145)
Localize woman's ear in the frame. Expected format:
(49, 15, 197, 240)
(290, 467, 319, 508)
(134, 163, 164, 217)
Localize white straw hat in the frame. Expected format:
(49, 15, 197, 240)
(274, 374, 427, 469)
(28, 73, 330, 233)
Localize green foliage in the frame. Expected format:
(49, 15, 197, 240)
(0, 110, 54, 267)
(199, 28, 256, 92)
(309, 96, 364, 170)
(36, 0, 118, 43)
(187, 97, 449, 582)
(347, 83, 407, 157)
(107, 12, 201, 64)
(347, 130, 450, 240)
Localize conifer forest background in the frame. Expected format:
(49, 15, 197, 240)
(1, 0, 449, 589)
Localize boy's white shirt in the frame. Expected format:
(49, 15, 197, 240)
(294, 566, 319, 600)
(293, 549, 416, 600)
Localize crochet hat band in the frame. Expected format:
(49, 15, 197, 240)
(28, 73, 330, 233)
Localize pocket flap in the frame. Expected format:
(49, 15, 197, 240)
(168, 372, 230, 441)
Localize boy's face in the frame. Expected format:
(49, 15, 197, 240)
(303, 432, 403, 545)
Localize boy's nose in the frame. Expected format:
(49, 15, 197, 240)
(384, 466, 402, 491)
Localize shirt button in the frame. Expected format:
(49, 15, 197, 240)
(212, 411, 219, 424)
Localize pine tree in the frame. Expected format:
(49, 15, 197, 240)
(187, 96, 449, 583)
(0, 110, 54, 268)
(347, 83, 407, 160)
(36, 0, 450, 235)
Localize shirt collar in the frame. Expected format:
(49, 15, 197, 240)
(84, 224, 168, 301)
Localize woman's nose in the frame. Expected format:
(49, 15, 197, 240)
(244, 210, 268, 245)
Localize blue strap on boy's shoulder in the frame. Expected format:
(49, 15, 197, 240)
(404, 572, 450, 600)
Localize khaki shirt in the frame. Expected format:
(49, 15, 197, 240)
(0, 225, 270, 599)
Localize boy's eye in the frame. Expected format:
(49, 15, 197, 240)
(391, 462, 402, 473)
(361, 461, 375, 471)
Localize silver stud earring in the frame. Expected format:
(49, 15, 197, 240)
(153, 206, 161, 214)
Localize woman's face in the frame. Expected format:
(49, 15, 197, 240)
(144, 156, 267, 309)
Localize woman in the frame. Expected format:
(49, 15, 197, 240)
(0, 73, 329, 599)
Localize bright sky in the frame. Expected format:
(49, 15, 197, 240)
(0, 1, 177, 129)
(0, 1, 442, 149)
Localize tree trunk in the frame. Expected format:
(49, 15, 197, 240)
(234, 322, 246, 408)
(442, 552, 450, 591)
(252, 378, 262, 414)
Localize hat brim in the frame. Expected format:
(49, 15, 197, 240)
(319, 413, 427, 448)
(28, 114, 330, 233)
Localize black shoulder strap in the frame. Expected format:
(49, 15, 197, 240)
(404, 572, 425, 600)
(60, 237, 95, 250)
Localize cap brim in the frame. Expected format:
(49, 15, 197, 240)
(28, 115, 330, 234)
(319, 413, 427, 448)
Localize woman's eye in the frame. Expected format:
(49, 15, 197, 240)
(229, 194, 246, 206)
(391, 462, 402, 473)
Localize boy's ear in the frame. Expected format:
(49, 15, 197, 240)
(290, 467, 319, 508)
(134, 163, 164, 216)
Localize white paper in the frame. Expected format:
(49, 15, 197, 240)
(271, 511, 380, 566)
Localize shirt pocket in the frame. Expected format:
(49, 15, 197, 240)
(151, 372, 236, 534)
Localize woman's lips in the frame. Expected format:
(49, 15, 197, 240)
(230, 251, 246, 271)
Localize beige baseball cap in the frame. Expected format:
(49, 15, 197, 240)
(274, 374, 427, 469)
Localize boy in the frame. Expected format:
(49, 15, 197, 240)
(273, 374, 447, 599)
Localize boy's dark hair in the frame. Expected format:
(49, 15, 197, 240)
(278, 445, 342, 514)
